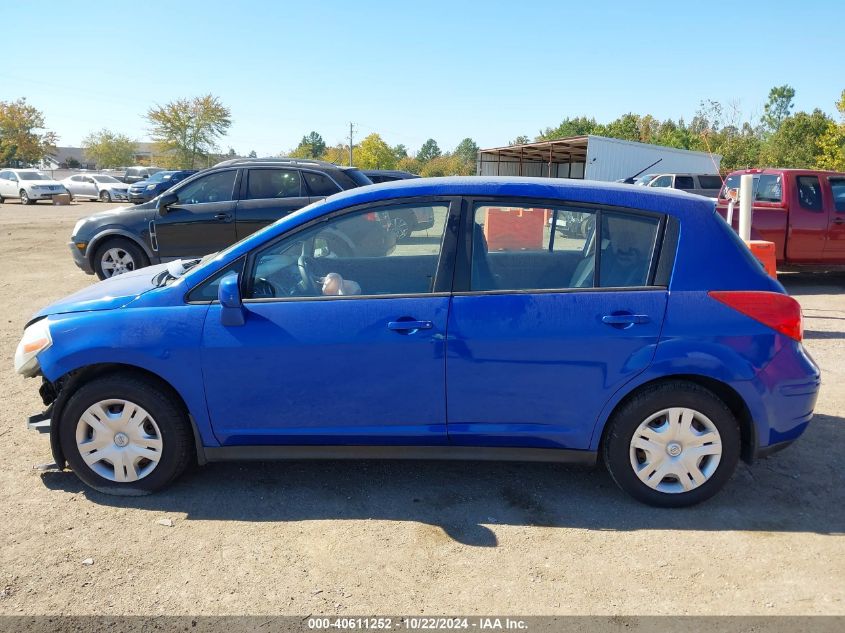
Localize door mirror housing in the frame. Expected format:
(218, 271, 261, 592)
(158, 192, 178, 215)
(218, 272, 244, 326)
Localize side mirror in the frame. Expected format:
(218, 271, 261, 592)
(218, 272, 244, 326)
(158, 192, 178, 215)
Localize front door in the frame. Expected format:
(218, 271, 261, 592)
(200, 199, 457, 445)
(446, 200, 668, 450)
(234, 168, 311, 240)
(154, 168, 240, 259)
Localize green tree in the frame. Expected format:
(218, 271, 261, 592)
(81, 129, 137, 168)
(146, 94, 232, 169)
(290, 131, 326, 158)
(248, 150, 257, 158)
(537, 116, 599, 140)
(817, 89, 845, 171)
(355, 133, 397, 169)
(392, 144, 408, 159)
(761, 85, 796, 135)
(510, 135, 531, 145)
(397, 155, 421, 174)
(416, 138, 441, 163)
(759, 109, 833, 168)
(0, 98, 58, 166)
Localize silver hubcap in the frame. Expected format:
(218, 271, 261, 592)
(75, 399, 163, 483)
(101, 248, 135, 277)
(629, 407, 722, 494)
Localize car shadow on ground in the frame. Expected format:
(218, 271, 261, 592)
(40, 413, 844, 547)
(780, 272, 845, 295)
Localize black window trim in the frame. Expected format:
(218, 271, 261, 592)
(228, 195, 461, 304)
(454, 195, 670, 296)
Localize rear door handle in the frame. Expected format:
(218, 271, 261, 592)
(214, 213, 232, 221)
(602, 314, 651, 325)
(833, 218, 845, 225)
(388, 320, 433, 332)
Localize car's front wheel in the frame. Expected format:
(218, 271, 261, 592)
(99, 190, 111, 202)
(93, 238, 149, 279)
(603, 381, 740, 507)
(59, 373, 193, 495)
(20, 189, 34, 205)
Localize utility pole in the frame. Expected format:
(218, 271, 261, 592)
(348, 122, 355, 166)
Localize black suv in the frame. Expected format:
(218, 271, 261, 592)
(70, 158, 373, 279)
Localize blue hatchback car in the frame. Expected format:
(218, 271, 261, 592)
(15, 177, 820, 506)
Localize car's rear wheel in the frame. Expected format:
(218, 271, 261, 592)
(93, 238, 149, 279)
(603, 381, 740, 507)
(20, 189, 34, 205)
(59, 373, 193, 496)
(99, 190, 111, 202)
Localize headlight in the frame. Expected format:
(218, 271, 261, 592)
(145, 184, 156, 190)
(14, 319, 52, 377)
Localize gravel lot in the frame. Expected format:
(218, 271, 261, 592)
(0, 199, 843, 616)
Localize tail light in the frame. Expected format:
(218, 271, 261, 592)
(708, 291, 802, 341)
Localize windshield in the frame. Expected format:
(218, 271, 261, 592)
(721, 174, 783, 203)
(92, 175, 120, 183)
(634, 174, 657, 186)
(145, 171, 175, 184)
(18, 172, 50, 181)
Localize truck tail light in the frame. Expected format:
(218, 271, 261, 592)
(708, 291, 802, 341)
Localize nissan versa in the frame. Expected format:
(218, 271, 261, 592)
(15, 178, 820, 506)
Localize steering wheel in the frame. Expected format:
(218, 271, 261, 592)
(252, 277, 277, 299)
(297, 253, 320, 294)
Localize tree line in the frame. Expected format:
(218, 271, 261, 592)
(1, 85, 843, 174)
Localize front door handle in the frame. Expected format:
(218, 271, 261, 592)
(602, 314, 651, 326)
(388, 320, 433, 333)
(833, 217, 845, 225)
(214, 212, 232, 221)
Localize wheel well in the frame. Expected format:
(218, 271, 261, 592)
(598, 375, 756, 464)
(87, 234, 151, 267)
(51, 363, 203, 466)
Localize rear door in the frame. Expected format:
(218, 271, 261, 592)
(823, 176, 845, 261)
(154, 168, 240, 259)
(234, 168, 311, 239)
(446, 198, 669, 450)
(786, 174, 830, 263)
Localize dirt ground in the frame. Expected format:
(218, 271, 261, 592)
(0, 199, 843, 616)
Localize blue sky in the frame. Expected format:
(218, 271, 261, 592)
(2, 0, 842, 156)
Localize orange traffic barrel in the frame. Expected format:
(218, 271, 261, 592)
(746, 240, 777, 278)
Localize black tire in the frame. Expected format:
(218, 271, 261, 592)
(92, 237, 149, 280)
(58, 373, 193, 496)
(20, 189, 34, 205)
(603, 381, 741, 507)
(99, 190, 111, 202)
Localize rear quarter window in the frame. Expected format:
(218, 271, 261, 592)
(697, 175, 723, 189)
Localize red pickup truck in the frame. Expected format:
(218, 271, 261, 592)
(716, 168, 845, 269)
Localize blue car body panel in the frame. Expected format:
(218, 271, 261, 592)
(28, 177, 820, 458)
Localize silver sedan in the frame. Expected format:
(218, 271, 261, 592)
(61, 174, 129, 202)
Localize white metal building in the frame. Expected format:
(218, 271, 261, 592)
(477, 135, 721, 181)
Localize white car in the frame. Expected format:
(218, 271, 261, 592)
(0, 169, 67, 205)
(61, 173, 129, 202)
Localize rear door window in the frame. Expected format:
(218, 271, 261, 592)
(830, 178, 845, 212)
(303, 171, 341, 197)
(797, 176, 823, 211)
(246, 169, 302, 200)
(469, 203, 662, 291)
(674, 176, 695, 189)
